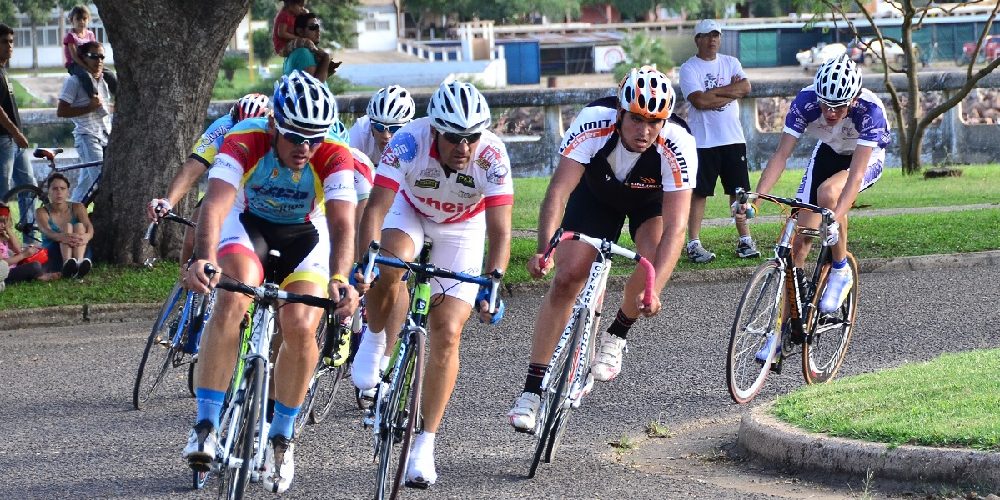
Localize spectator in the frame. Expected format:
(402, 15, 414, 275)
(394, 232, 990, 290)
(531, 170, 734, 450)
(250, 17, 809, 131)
(62, 5, 117, 98)
(282, 13, 332, 80)
(57, 41, 111, 204)
(272, 0, 310, 57)
(36, 174, 93, 279)
(679, 19, 760, 263)
(0, 202, 60, 284)
(0, 23, 37, 237)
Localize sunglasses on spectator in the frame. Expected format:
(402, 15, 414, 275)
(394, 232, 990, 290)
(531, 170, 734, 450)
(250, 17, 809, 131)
(86, 52, 105, 60)
(307, 23, 321, 31)
(441, 131, 482, 145)
(371, 121, 404, 134)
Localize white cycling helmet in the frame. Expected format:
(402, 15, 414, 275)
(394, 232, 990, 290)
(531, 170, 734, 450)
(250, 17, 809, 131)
(272, 70, 337, 137)
(426, 81, 491, 134)
(232, 93, 271, 121)
(366, 85, 415, 125)
(814, 54, 863, 107)
(618, 66, 674, 120)
(326, 119, 350, 143)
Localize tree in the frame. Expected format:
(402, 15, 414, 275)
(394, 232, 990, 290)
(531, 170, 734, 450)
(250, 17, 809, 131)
(91, 0, 250, 264)
(612, 32, 674, 82)
(308, 0, 362, 48)
(798, 0, 1000, 173)
(252, 28, 273, 67)
(250, 0, 277, 22)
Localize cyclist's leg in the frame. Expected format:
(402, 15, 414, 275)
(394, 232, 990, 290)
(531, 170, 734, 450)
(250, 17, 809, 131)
(792, 143, 850, 267)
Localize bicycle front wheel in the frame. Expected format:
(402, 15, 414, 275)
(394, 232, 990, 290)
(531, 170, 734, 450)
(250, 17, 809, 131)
(132, 281, 186, 410)
(374, 329, 424, 500)
(221, 357, 264, 500)
(726, 260, 785, 404)
(802, 254, 859, 384)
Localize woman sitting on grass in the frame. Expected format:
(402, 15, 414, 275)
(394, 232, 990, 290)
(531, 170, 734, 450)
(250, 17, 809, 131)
(0, 202, 61, 285)
(35, 173, 94, 279)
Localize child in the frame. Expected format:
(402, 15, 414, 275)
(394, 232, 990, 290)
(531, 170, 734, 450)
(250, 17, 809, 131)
(63, 5, 117, 97)
(273, 0, 311, 56)
(0, 202, 60, 284)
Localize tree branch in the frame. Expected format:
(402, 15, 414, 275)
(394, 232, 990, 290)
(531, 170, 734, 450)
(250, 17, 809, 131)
(965, 1, 1000, 80)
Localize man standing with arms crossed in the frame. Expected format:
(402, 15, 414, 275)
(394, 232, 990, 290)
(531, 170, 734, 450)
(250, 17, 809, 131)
(680, 19, 759, 263)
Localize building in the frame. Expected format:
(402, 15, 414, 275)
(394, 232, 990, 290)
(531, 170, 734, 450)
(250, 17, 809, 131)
(356, 0, 400, 51)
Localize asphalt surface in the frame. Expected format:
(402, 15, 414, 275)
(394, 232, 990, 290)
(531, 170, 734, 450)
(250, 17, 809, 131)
(2, 263, 998, 499)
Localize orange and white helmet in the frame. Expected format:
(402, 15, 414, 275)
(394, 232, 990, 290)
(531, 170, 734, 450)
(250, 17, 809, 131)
(617, 66, 675, 120)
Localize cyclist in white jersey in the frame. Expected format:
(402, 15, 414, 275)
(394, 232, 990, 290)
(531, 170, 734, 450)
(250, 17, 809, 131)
(735, 54, 890, 315)
(349, 85, 415, 164)
(351, 81, 512, 488)
(507, 66, 698, 432)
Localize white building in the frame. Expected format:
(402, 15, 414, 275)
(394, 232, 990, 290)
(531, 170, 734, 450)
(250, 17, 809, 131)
(356, 0, 400, 51)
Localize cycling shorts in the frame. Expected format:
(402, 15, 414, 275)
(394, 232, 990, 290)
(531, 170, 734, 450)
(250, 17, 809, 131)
(693, 143, 750, 197)
(382, 193, 486, 306)
(796, 142, 885, 205)
(217, 208, 329, 291)
(561, 180, 661, 243)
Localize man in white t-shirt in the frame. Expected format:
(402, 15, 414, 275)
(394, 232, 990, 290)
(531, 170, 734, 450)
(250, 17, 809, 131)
(679, 19, 759, 263)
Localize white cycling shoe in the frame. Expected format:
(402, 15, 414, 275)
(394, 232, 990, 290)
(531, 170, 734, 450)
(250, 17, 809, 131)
(507, 392, 541, 433)
(405, 433, 436, 488)
(591, 335, 627, 382)
(262, 435, 295, 493)
(820, 265, 853, 314)
(352, 330, 386, 390)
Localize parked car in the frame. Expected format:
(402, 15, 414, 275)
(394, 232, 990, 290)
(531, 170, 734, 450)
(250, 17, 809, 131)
(796, 42, 848, 71)
(958, 35, 1000, 65)
(858, 37, 908, 65)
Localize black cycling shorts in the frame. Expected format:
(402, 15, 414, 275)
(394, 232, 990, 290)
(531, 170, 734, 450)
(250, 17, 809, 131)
(237, 212, 320, 285)
(561, 181, 661, 243)
(693, 143, 750, 197)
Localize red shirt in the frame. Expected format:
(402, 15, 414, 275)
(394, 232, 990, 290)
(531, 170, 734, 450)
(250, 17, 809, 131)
(272, 9, 296, 55)
(63, 29, 97, 68)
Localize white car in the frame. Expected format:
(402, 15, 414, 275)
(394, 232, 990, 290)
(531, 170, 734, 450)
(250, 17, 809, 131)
(796, 43, 848, 71)
(859, 37, 913, 65)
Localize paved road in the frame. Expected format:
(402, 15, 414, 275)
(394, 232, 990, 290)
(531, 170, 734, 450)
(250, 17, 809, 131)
(2, 264, 998, 499)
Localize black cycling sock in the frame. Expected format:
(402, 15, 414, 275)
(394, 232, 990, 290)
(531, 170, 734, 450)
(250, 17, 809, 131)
(607, 309, 637, 340)
(523, 363, 547, 395)
(266, 398, 275, 423)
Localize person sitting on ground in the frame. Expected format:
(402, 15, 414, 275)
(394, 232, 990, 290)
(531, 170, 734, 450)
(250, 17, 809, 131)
(35, 174, 94, 279)
(0, 202, 60, 284)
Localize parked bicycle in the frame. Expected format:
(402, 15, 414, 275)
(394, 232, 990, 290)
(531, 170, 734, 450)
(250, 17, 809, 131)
(358, 239, 501, 500)
(527, 229, 655, 478)
(132, 211, 209, 411)
(726, 189, 859, 405)
(1, 147, 102, 243)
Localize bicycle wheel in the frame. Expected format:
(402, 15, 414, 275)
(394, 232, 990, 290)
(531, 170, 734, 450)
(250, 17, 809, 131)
(544, 307, 589, 464)
(132, 281, 186, 410)
(374, 329, 424, 500)
(529, 307, 586, 478)
(2, 184, 47, 243)
(726, 260, 785, 404)
(220, 357, 264, 500)
(802, 254, 859, 384)
(310, 324, 352, 424)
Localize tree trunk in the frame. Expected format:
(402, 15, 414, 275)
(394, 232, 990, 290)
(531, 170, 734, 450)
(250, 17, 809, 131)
(30, 23, 38, 70)
(91, 0, 250, 264)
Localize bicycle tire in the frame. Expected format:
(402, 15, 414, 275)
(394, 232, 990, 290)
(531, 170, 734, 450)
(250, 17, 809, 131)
(726, 260, 785, 404)
(2, 184, 47, 242)
(222, 357, 264, 500)
(374, 329, 424, 500)
(310, 324, 352, 424)
(802, 253, 858, 384)
(544, 307, 589, 464)
(132, 281, 186, 410)
(529, 307, 586, 478)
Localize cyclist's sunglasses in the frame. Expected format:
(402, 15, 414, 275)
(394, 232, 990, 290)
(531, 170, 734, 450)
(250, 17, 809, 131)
(441, 131, 482, 145)
(817, 99, 850, 110)
(85, 52, 105, 60)
(276, 123, 325, 146)
(371, 121, 404, 134)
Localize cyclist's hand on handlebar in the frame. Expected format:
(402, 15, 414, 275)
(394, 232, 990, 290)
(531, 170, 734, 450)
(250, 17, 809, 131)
(824, 220, 841, 246)
(329, 281, 360, 318)
(527, 253, 553, 279)
(730, 193, 758, 219)
(475, 286, 506, 325)
(636, 290, 661, 317)
(147, 198, 172, 222)
(184, 259, 219, 293)
(350, 263, 378, 295)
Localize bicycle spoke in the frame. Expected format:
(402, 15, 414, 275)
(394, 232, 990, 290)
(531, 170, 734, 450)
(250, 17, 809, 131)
(727, 261, 784, 404)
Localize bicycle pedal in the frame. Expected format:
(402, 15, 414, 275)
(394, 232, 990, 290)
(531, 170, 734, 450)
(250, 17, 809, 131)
(770, 357, 783, 374)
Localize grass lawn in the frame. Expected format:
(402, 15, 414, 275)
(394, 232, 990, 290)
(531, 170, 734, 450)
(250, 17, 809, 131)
(0, 263, 177, 310)
(12, 80, 47, 108)
(772, 349, 1000, 450)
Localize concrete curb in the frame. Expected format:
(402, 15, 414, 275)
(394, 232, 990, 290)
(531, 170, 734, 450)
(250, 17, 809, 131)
(739, 402, 1000, 489)
(0, 303, 161, 332)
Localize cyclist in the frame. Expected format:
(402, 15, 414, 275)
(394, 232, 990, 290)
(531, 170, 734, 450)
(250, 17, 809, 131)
(734, 54, 889, 315)
(349, 85, 415, 163)
(351, 81, 512, 487)
(327, 118, 374, 230)
(507, 66, 698, 432)
(181, 70, 360, 494)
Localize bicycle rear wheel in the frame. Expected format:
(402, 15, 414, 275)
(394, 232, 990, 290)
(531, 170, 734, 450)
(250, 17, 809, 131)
(374, 329, 424, 500)
(220, 357, 264, 500)
(802, 254, 858, 384)
(2, 184, 46, 244)
(309, 324, 352, 425)
(132, 281, 186, 410)
(726, 260, 785, 404)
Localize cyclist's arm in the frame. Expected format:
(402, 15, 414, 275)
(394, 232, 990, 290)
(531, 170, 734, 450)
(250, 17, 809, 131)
(832, 144, 874, 220)
(356, 185, 395, 262)
(652, 189, 691, 292)
(193, 178, 237, 265)
(535, 156, 584, 253)
(164, 157, 209, 207)
(755, 132, 798, 195)
(484, 204, 512, 276)
(325, 197, 355, 279)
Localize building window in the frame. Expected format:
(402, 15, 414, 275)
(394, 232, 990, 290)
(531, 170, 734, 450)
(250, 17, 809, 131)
(365, 19, 391, 32)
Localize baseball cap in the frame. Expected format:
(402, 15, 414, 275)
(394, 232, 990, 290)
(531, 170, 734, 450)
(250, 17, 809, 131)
(695, 19, 723, 36)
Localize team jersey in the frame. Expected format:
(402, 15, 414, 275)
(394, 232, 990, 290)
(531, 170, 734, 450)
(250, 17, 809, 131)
(325, 127, 374, 202)
(190, 114, 236, 167)
(784, 86, 891, 155)
(559, 97, 697, 194)
(209, 117, 356, 224)
(373, 117, 514, 224)
(348, 115, 383, 167)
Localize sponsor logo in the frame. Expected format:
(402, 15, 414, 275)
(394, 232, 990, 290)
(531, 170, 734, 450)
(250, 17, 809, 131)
(625, 176, 661, 189)
(249, 184, 311, 200)
(456, 173, 476, 188)
(455, 190, 477, 199)
(560, 119, 614, 153)
(270, 168, 280, 179)
(419, 167, 441, 178)
(486, 165, 508, 185)
(478, 144, 503, 169)
(382, 131, 418, 168)
(415, 178, 440, 189)
(414, 195, 480, 214)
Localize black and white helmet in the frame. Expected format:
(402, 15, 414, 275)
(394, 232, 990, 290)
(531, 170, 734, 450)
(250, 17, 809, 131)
(814, 54, 863, 107)
(366, 85, 415, 125)
(272, 70, 337, 136)
(426, 81, 491, 134)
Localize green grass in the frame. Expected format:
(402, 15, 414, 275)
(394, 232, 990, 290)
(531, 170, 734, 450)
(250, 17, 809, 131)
(0, 262, 177, 310)
(12, 80, 47, 108)
(772, 349, 1000, 450)
(511, 165, 1000, 229)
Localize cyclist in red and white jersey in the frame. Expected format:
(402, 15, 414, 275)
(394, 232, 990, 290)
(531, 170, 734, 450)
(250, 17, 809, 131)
(508, 66, 698, 432)
(349, 85, 415, 164)
(351, 81, 512, 488)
